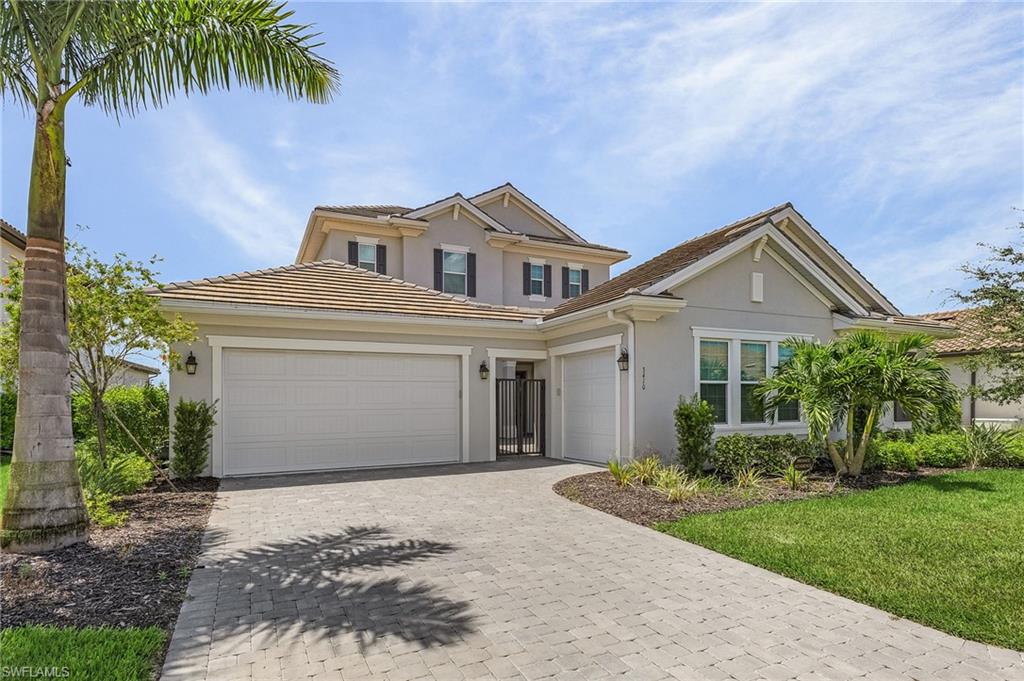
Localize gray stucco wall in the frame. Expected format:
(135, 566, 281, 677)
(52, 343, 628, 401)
(942, 357, 1023, 426)
(501, 251, 610, 308)
(633, 248, 835, 460)
(402, 213, 506, 305)
(475, 199, 564, 238)
(169, 319, 548, 476)
(321, 231, 404, 278)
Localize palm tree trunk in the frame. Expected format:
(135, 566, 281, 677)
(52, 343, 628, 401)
(0, 101, 88, 553)
(850, 405, 879, 477)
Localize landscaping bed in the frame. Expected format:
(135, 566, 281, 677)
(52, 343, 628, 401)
(554, 467, 928, 526)
(0, 477, 218, 630)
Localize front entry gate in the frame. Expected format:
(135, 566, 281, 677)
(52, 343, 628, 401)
(496, 378, 546, 456)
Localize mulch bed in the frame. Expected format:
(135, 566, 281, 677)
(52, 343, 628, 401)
(0, 478, 218, 630)
(553, 468, 937, 526)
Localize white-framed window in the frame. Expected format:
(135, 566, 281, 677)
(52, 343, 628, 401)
(443, 250, 468, 295)
(693, 328, 812, 429)
(699, 339, 729, 424)
(530, 263, 545, 296)
(358, 243, 377, 271)
(568, 268, 582, 298)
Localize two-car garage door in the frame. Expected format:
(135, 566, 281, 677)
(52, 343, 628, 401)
(221, 348, 461, 476)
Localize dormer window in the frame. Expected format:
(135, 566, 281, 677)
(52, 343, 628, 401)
(530, 264, 545, 296)
(358, 243, 377, 271)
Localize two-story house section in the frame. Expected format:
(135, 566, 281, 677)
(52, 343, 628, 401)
(293, 183, 630, 308)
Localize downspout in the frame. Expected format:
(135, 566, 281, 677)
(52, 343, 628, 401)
(969, 369, 977, 424)
(607, 309, 636, 459)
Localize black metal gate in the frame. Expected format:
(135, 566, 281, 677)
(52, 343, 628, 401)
(496, 378, 546, 456)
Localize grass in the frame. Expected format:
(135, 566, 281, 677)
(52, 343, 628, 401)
(658, 469, 1024, 651)
(0, 626, 166, 680)
(0, 453, 9, 509)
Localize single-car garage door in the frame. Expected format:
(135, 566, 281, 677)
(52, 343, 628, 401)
(221, 348, 460, 476)
(562, 348, 617, 464)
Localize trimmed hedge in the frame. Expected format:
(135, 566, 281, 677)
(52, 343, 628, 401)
(711, 434, 816, 478)
(913, 433, 968, 468)
(874, 440, 917, 471)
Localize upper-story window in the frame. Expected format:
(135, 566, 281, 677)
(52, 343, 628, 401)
(568, 268, 582, 298)
(443, 250, 468, 295)
(358, 243, 377, 271)
(530, 264, 545, 296)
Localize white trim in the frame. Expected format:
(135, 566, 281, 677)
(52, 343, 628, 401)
(207, 335, 473, 477)
(537, 294, 686, 331)
(528, 257, 547, 266)
(440, 243, 470, 253)
(763, 225, 869, 316)
(547, 333, 623, 357)
(452, 203, 460, 221)
(751, 272, 764, 303)
(690, 327, 814, 342)
(404, 195, 511, 233)
(568, 262, 583, 270)
(486, 348, 548, 360)
(355, 235, 379, 245)
(529, 294, 547, 303)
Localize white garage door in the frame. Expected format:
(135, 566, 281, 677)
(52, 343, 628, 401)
(562, 348, 617, 464)
(221, 348, 460, 476)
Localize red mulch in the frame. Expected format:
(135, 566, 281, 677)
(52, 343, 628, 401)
(553, 469, 932, 526)
(0, 478, 218, 630)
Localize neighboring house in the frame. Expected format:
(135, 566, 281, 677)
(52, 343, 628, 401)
(918, 308, 1023, 428)
(154, 188, 952, 477)
(71, 355, 160, 389)
(1, 219, 26, 327)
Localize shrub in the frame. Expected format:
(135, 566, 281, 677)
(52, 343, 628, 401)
(874, 440, 917, 472)
(84, 491, 128, 528)
(607, 460, 634, 487)
(658, 477, 700, 503)
(710, 434, 814, 478)
(734, 467, 763, 489)
(674, 394, 715, 475)
(652, 464, 685, 489)
(72, 384, 169, 460)
(0, 390, 14, 452)
(964, 424, 1013, 468)
(783, 463, 807, 490)
(76, 438, 152, 496)
(877, 428, 915, 443)
(913, 432, 968, 468)
(627, 455, 662, 486)
(171, 399, 217, 480)
(997, 431, 1024, 467)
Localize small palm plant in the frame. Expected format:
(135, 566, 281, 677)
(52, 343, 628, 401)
(782, 463, 807, 491)
(734, 467, 763, 489)
(607, 460, 634, 487)
(627, 455, 662, 486)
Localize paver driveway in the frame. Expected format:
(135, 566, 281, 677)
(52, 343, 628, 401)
(162, 459, 1024, 681)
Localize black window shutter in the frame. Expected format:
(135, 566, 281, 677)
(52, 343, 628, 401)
(347, 241, 358, 266)
(376, 245, 387, 274)
(467, 253, 477, 297)
(522, 262, 531, 296)
(582, 269, 590, 293)
(561, 267, 570, 298)
(433, 249, 443, 290)
(543, 264, 552, 298)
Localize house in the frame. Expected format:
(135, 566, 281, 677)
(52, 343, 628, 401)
(1, 220, 26, 327)
(154, 185, 952, 477)
(2, 219, 159, 388)
(918, 308, 1023, 428)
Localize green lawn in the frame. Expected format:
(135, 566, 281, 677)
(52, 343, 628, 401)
(0, 626, 165, 680)
(659, 469, 1024, 650)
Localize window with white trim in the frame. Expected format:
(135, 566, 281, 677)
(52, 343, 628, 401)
(740, 342, 768, 423)
(530, 264, 544, 296)
(568, 267, 582, 298)
(776, 344, 801, 422)
(443, 251, 467, 295)
(357, 243, 377, 272)
(699, 340, 729, 423)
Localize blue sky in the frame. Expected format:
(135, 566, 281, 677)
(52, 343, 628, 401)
(2, 2, 1022, 315)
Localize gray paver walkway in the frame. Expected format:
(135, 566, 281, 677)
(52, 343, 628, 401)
(162, 459, 1024, 680)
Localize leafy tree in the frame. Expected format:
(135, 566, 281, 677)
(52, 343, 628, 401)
(756, 331, 958, 477)
(1, 243, 195, 466)
(954, 216, 1024, 405)
(0, 0, 338, 553)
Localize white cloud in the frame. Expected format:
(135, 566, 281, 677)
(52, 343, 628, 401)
(160, 112, 300, 263)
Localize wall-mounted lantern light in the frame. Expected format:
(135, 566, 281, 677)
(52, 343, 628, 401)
(617, 348, 630, 372)
(479, 361, 490, 380)
(185, 351, 198, 375)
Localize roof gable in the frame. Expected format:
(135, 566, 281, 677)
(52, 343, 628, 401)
(403, 193, 511, 232)
(469, 183, 585, 242)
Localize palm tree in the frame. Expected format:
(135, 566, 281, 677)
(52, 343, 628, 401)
(0, 1, 338, 553)
(757, 331, 957, 477)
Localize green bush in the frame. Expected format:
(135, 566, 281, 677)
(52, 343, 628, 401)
(874, 440, 917, 471)
(76, 438, 152, 496)
(72, 384, 169, 460)
(171, 399, 217, 480)
(710, 434, 814, 478)
(997, 432, 1024, 467)
(913, 432, 968, 468)
(0, 390, 14, 452)
(964, 425, 1018, 468)
(674, 394, 715, 475)
(877, 428, 915, 443)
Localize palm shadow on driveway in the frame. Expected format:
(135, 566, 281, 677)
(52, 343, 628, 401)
(167, 525, 477, 669)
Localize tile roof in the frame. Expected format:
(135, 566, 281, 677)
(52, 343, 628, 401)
(545, 203, 790, 320)
(151, 260, 544, 322)
(315, 204, 413, 219)
(516, 233, 628, 254)
(1, 219, 26, 251)
(918, 308, 1016, 354)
